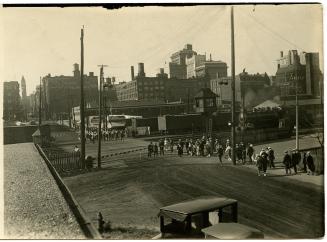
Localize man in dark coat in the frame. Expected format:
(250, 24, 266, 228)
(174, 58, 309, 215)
(247, 144, 254, 164)
(267, 147, 275, 168)
(306, 151, 315, 175)
(148, 142, 153, 158)
(283, 150, 292, 175)
(159, 139, 164, 156)
(217, 144, 224, 166)
(291, 149, 300, 174)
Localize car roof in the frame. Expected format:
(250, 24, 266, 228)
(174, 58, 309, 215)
(159, 196, 237, 221)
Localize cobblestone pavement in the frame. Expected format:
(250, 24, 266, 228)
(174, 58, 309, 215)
(3, 143, 85, 239)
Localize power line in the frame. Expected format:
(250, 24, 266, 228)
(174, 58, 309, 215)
(240, 11, 303, 51)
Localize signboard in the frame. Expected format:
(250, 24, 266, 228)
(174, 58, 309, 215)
(158, 116, 167, 131)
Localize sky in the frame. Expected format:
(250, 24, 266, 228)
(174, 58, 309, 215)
(0, 4, 323, 95)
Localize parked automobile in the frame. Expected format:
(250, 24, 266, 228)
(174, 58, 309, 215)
(156, 196, 263, 239)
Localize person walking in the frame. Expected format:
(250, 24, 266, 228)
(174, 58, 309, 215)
(267, 147, 275, 168)
(291, 149, 298, 175)
(148, 142, 153, 158)
(247, 144, 254, 164)
(256, 154, 263, 176)
(261, 152, 268, 176)
(159, 139, 164, 156)
(154, 143, 159, 158)
(302, 152, 307, 173)
(306, 151, 315, 175)
(217, 144, 224, 166)
(283, 150, 292, 175)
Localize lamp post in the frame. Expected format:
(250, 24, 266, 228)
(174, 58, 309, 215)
(230, 6, 236, 165)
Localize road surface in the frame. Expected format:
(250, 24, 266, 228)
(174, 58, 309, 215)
(64, 148, 324, 239)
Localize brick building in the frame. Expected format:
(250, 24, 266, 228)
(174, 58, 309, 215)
(275, 50, 322, 98)
(42, 63, 98, 119)
(3, 81, 22, 121)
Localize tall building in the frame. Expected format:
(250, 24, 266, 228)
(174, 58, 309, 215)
(20, 76, 28, 119)
(42, 63, 98, 119)
(169, 44, 197, 79)
(195, 60, 228, 80)
(3, 81, 22, 121)
(275, 50, 322, 98)
(186, 54, 206, 79)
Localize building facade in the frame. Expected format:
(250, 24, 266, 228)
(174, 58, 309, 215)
(43, 63, 98, 119)
(169, 44, 197, 79)
(186, 54, 206, 79)
(195, 60, 228, 80)
(3, 81, 22, 121)
(275, 50, 322, 99)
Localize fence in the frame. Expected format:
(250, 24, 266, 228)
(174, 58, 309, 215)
(42, 148, 84, 173)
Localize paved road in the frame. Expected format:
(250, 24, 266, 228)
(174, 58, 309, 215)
(4, 143, 85, 239)
(64, 151, 324, 239)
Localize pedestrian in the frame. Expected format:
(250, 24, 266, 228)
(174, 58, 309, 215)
(159, 139, 164, 156)
(283, 150, 292, 175)
(217, 144, 224, 166)
(256, 154, 264, 176)
(148, 142, 153, 158)
(267, 147, 275, 168)
(247, 144, 254, 164)
(291, 149, 298, 175)
(261, 152, 268, 176)
(170, 139, 174, 153)
(302, 152, 307, 173)
(154, 143, 159, 157)
(177, 143, 183, 157)
(225, 144, 232, 161)
(306, 151, 315, 175)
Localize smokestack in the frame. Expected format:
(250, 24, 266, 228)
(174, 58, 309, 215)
(280, 51, 283, 57)
(210, 53, 212, 61)
(160, 68, 164, 74)
(131, 66, 135, 80)
(138, 63, 145, 77)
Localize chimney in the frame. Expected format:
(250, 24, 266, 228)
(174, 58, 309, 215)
(160, 68, 164, 74)
(112, 77, 116, 84)
(89, 72, 94, 77)
(210, 53, 212, 61)
(138, 63, 145, 77)
(280, 51, 283, 57)
(131, 66, 135, 80)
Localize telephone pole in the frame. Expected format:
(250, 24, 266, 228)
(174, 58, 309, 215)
(97, 65, 108, 169)
(230, 6, 236, 165)
(80, 27, 86, 165)
(295, 76, 299, 150)
(38, 77, 42, 128)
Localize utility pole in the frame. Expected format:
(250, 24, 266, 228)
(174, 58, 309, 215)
(80, 27, 86, 165)
(97, 65, 108, 169)
(230, 6, 236, 165)
(295, 76, 299, 150)
(38, 77, 42, 127)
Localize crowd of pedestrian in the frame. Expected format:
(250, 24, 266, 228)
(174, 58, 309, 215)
(146, 136, 316, 177)
(85, 128, 128, 144)
(282, 149, 315, 176)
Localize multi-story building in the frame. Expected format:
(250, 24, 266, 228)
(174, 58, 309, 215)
(114, 63, 210, 111)
(275, 50, 322, 98)
(169, 44, 197, 79)
(210, 71, 273, 109)
(42, 63, 98, 119)
(3, 81, 22, 121)
(186, 54, 206, 79)
(195, 60, 228, 80)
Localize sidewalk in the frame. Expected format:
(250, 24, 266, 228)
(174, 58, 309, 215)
(3, 143, 85, 239)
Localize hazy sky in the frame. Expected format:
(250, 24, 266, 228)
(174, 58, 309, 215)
(0, 4, 323, 95)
